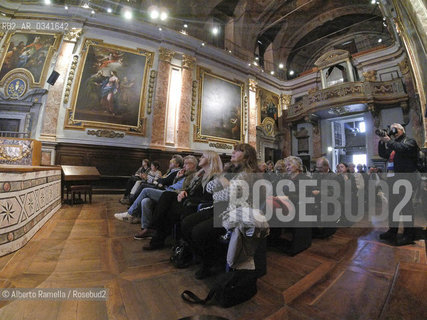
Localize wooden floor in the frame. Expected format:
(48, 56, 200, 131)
(0, 195, 425, 320)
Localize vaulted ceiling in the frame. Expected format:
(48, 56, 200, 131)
(12, 0, 394, 78)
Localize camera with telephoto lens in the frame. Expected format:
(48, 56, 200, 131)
(375, 126, 398, 137)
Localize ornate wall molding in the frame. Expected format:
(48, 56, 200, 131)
(208, 142, 233, 150)
(244, 96, 248, 133)
(158, 47, 175, 63)
(280, 94, 291, 110)
(147, 70, 157, 114)
(398, 57, 410, 75)
(314, 49, 350, 68)
(63, 55, 78, 104)
(87, 129, 125, 138)
(182, 55, 196, 70)
(191, 80, 197, 121)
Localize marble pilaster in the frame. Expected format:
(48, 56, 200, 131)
(248, 79, 258, 149)
(151, 47, 174, 148)
(39, 42, 74, 141)
(177, 55, 195, 150)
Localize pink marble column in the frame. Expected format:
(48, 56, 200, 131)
(177, 55, 195, 151)
(151, 47, 174, 148)
(248, 79, 258, 148)
(40, 41, 74, 140)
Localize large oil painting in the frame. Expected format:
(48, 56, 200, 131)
(196, 69, 244, 143)
(257, 86, 280, 127)
(0, 32, 60, 85)
(67, 39, 153, 133)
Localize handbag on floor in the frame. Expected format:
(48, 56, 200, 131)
(181, 269, 257, 308)
(170, 240, 193, 269)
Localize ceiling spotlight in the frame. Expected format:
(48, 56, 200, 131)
(201, 42, 205, 46)
(212, 27, 219, 35)
(180, 30, 187, 35)
(279, 63, 284, 69)
(82, 3, 90, 9)
(184, 24, 188, 28)
(160, 11, 168, 21)
(64, 5, 68, 10)
(270, 71, 275, 75)
(383, 22, 387, 27)
(383, 17, 386, 21)
(371, 0, 376, 4)
(158, 27, 162, 31)
(107, 8, 112, 13)
(124, 10, 132, 20)
(378, 38, 383, 43)
(327, 146, 333, 152)
(44, 0, 51, 4)
(248, 63, 251, 66)
(149, 7, 159, 20)
(255, 57, 259, 61)
(91, 10, 95, 14)
(289, 70, 295, 75)
(228, 50, 232, 53)
(253, 61, 258, 66)
(261, 69, 264, 73)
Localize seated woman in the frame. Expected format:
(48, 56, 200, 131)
(180, 143, 259, 279)
(268, 156, 312, 255)
(142, 151, 223, 250)
(120, 159, 150, 205)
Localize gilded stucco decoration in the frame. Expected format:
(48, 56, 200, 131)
(191, 80, 197, 121)
(63, 28, 82, 42)
(363, 70, 377, 82)
(147, 70, 157, 115)
(398, 58, 410, 75)
(87, 129, 125, 138)
(63, 55, 78, 104)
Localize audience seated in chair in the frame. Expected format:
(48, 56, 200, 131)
(120, 158, 150, 205)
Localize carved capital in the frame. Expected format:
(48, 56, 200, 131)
(398, 58, 410, 75)
(64, 28, 82, 42)
(182, 55, 196, 70)
(249, 79, 257, 92)
(363, 70, 377, 82)
(280, 94, 291, 110)
(158, 47, 175, 63)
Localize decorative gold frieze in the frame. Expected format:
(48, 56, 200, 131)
(363, 70, 377, 82)
(191, 80, 197, 121)
(63, 55, 79, 104)
(182, 55, 196, 70)
(158, 47, 175, 63)
(208, 142, 233, 150)
(147, 70, 157, 115)
(63, 28, 82, 42)
(87, 129, 125, 138)
(249, 79, 257, 92)
(244, 96, 248, 132)
(398, 58, 410, 75)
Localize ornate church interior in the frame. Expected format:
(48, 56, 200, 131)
(0, 0, 426, 319)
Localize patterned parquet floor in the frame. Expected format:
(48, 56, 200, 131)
(0, 195, 425, 320)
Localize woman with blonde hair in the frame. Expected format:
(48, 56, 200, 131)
(143, 151, 223, 250)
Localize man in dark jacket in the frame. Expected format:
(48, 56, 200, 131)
(378, 123, 419, 245)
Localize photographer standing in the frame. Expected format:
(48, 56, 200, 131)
(377, 123, 419, 246)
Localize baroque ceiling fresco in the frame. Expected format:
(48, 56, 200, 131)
(5, 0, 393, 78)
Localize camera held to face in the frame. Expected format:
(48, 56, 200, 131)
(375, 126, 398, 138)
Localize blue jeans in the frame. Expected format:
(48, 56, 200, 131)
(128, 187, 167, 228)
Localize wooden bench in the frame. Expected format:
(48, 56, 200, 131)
(69, 185, 92, 205)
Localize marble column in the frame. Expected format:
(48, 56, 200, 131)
(151, 47, 174, 148)
(248, 79, 258, 148)
(177, 55, 195, 151)
(39, 41, 74, 141)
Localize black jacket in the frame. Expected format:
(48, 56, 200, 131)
(378, 134, 418, 173)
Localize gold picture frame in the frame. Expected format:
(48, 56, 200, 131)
(256, 86, 281, 127)
(65, 38, 154, 135)
(194, 67, 244, 144)
(0, 31, 62, 87)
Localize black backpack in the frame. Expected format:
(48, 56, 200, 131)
(181, 270, 257, 308)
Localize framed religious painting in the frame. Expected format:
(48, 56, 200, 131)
(65, 38, 153, 135)
(0, 31, 62, 87)
(257, 86, 281, 127)
(194, 67, 244, 144)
